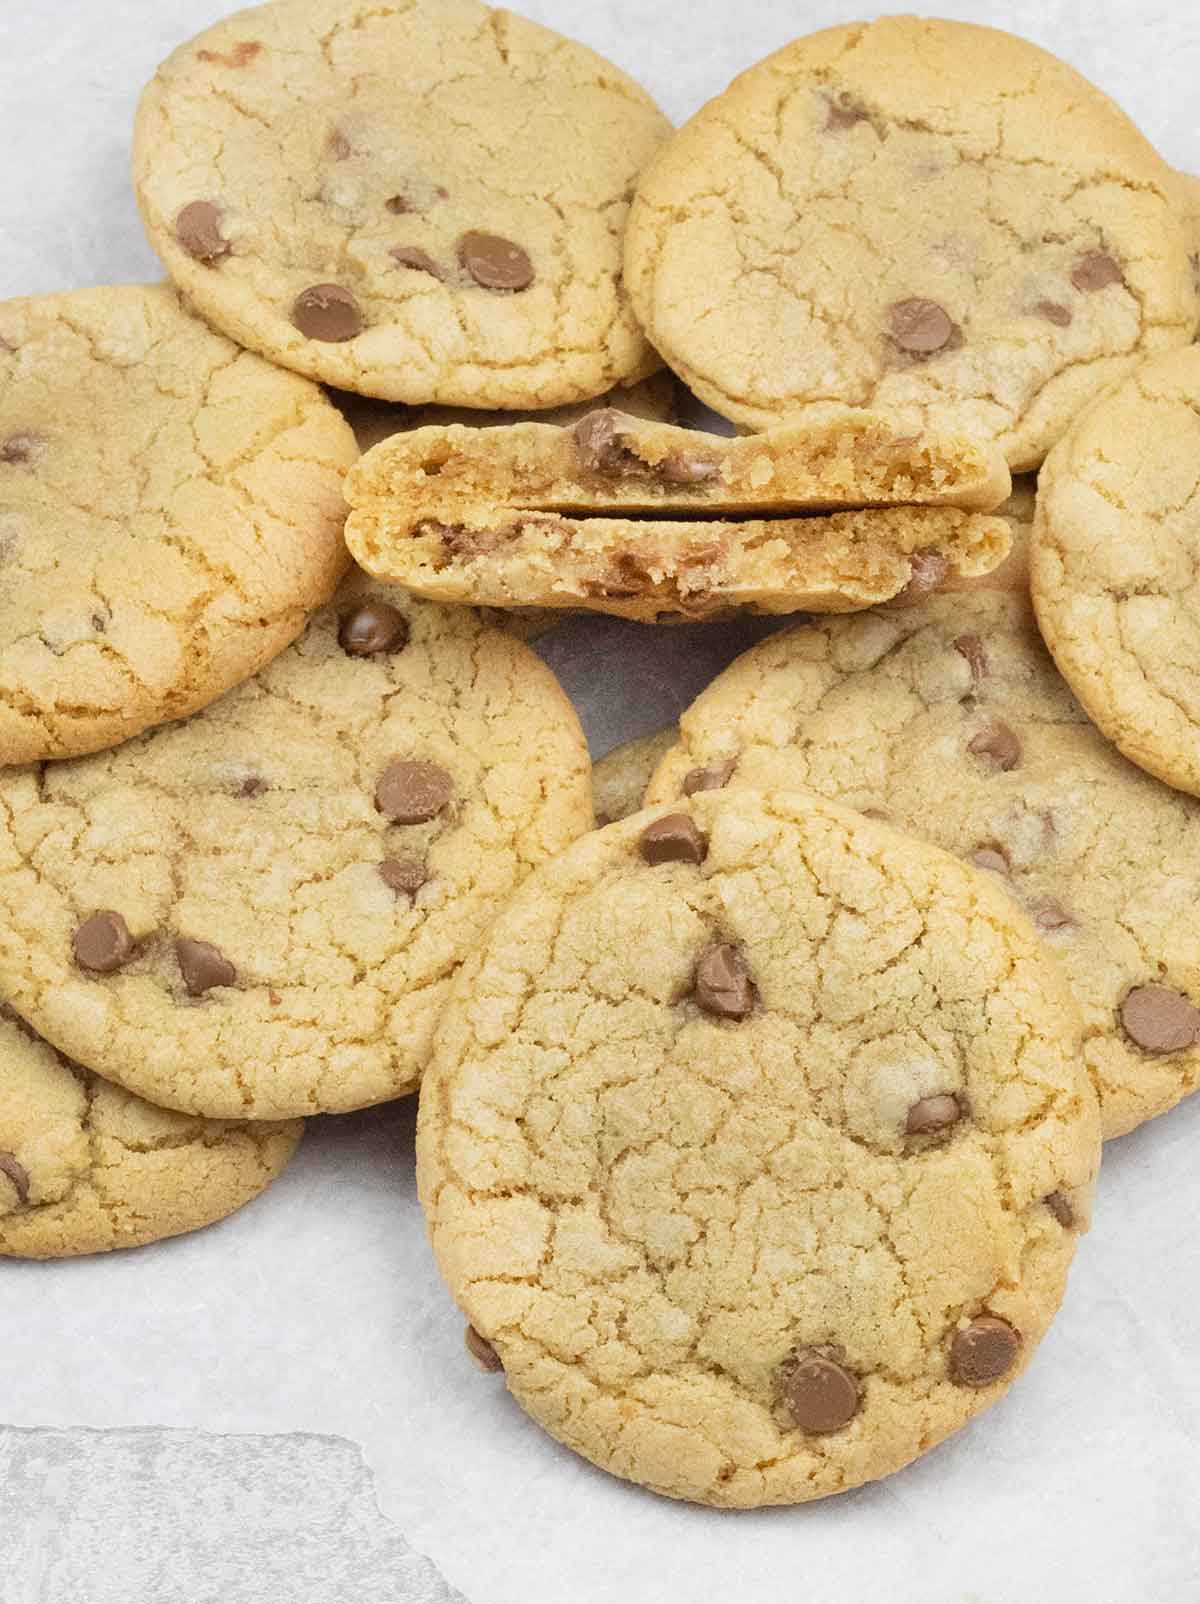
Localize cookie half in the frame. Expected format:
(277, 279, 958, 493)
(417, 788, 1098, 1507)
(1032, 345, 1200, 797)
(134, 0, 670, 406)
(0, 572, 591, 1121)
(625, 18, 1196, 470)
(0, 284, 356, 764)
(0, 1009, 300, 1259)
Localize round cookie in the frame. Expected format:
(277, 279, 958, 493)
(0, 284, 356, 764)
(1032, 344, 1200, 797)
(417, 788, 1098, 1507)
(593, 727, 678, 825)
(134, 0, 670, 407)
(0, 1009, 300, 1259)
(647, 570, 1200, 1138)
(625, 17, 1197, 470)
(0, 571, 591, 1121)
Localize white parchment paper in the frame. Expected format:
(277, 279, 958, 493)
(1, 3, 1198, 1601)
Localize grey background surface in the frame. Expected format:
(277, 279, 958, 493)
(2, 3, 1199, 1602)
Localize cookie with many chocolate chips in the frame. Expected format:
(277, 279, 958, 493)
(0, 572, 591, 1120)
(0, 1009, 300, 1259)
(0, 284, 356, 764)
(625, 17, 1197, 470)
(1032, 344, 1200, 799)
(417, 788, 1098, 1506)
(133, 0, 670, 407)
(647, 516, 1200, 1137)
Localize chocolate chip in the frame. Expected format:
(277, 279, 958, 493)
(659, 451, 721, 486)
(968, 721, 1021, 770)
(694, 942, 754, 1020)
(1072, 251, 1124, 292)
(825, 95, 869, 131)
(1032, 899, 1073, 933)
(638, 814, 707, 866)
(291, 283, 363, 342)
(326, 128, 352, 161)
(338, 601, 410, 657)
(968, 846, 1009, 875)
(1119, 984, 1200, 1054)
(0, 433, 40, 465)
(375, 760, 453, 824)
(776, 1349, 860, 1433)
(386, 194, 413, 214)
(1045, 1190, 1075, 1228)
(379, 857, 427, 896)
(887, 298, 955, 354)
(73, 911, 136, 974)
(573, 410, 640, 475)
(954, 633, 988, 680)
(892, 550, 948, 605)
(458, 232, 535, 292)
(1035, 300, 1072, 327)
(390, 247, 444, 279)
(236, 775, 267, 798)
(905, 1093, 962, 1136)
(0, 1150, 29, 1206)
(91, 612, 108, 633)
(948, 1315, 1020, 1387)
(682, 759, 736, 797)
(464, 1325, 504, 1373)
(176, 938, 237, 997)
(175, 201, 229, 264)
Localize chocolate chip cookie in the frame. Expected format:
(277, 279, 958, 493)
(1032, 344, 1200, 798)
(593, 727, 678, 825)
(647, 521, 1200, 1137)
(345, 410, 1013, 622)
(417, 788, 1098, 1506)
(625, 17, 1197, 470)
(0, 1008, 300, 1259)
(0, 283, 356, 764)
(0, 572, 591, 1121)
(134, 0, 670, 407)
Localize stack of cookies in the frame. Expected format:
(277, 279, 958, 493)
(1, 1, 1196, 1510)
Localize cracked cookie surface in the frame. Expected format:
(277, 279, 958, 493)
(648, 513, 1200, 1137)
(0, 1008, 300, 1259)
(1032, 344, 1200, 798)
(0, 283, 357, 764)
(625, 17, 1196, 470)
(134, 0, 670, 407)
(417, 787, 1097, 1507)
(0, 570, 591, 1121)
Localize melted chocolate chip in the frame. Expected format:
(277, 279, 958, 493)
(949, 1315, 1020, 1387)
(573, 410, 641, 475)
(175, 201, 229, 264)
(73, 911, 136, 974)
(694, 942, 754, 1020)
(464, 1325, 504, 1372)
(954, 633, 988, 680)
(1072, 251, 1124, 292)
(968, 721, 1021, 771)
(887, 298, 956, 354)
(386, 194, 414, 214)
(458, 232, 534, 291)
(1120, 984, 1200, 1054)
(776, 1349, 860, 1433)
(379, 857, 428, 897)
(235, 775, 267, 798)
(659, 451, 721, 485)
(0, 1150, 30, 1205)
(968, 846, 1009, 875)
(1045, 1190, 1075, 1228)
(291, 283, 363, 342)
(1032, 899, 1073, 933)
(391, 247, 444, 279)
(176, 938, 237, 997)
(1035, 300, 1073, 327)
(0, 433, 40, 465)
(892, 550, 948, 605)
(682, 759, 736, 797)
(905, 1093, 962, 1136)
(338, 601, 410, 657)
(375, 760, 454, 824)
(638, 814, 707, 866)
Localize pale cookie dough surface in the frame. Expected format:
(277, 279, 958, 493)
(0, 1009, 301, 1259)
(417, 788, 1098, 1508)
(134, 0, 670, 407)
(0, 283, 357, 764)
(0, 571, 591, 1121)
(1032, 345, 1200, 797)
(647, 571, 1200, 1138)
(625, 17, 1197, 470)
(345, 501, 1010, 624)
(593, 727, 678, 824)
